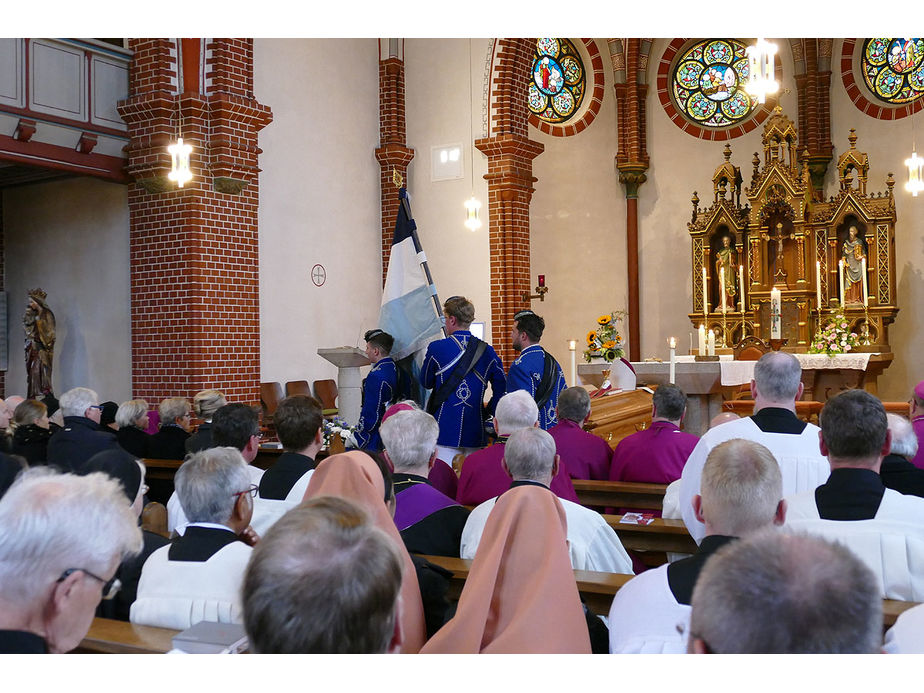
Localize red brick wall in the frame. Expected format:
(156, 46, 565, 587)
(120, 39, 271, 406)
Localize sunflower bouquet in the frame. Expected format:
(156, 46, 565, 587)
(808, 309, 859, 357)
(584, 311, 626, 363)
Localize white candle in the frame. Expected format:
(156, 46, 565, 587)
(839, 259, 845, 305)
(698, 324, 706, 355)
(702, 266, 708, 316)
(770, 287, 782, 339)
(689, 333, 693, 353)
(568, 340, 577, 387)
(861, 257, 869, 307)
(669, 337, 676, 383)
(815, 260, 822, 308)
(738, 264, 745, 312)
(720, 266, 727, 313)
(707, 329, 716, 355)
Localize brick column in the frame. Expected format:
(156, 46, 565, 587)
(611, 39, 651, 362)
(791, 39, 834, 196)
(374, 48, 414, 284)
(479, 39, 544, 368)
(118, 39, 272, 405)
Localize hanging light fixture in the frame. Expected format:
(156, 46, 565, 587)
(745, 38, 779, 104)
(167, 88, 193, 188)
(907, 109, 924, 197)
(464, 38, 482, 231)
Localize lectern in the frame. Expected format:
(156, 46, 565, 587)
(317, 347, 370, 426)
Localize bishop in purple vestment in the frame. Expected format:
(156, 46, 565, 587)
(549, 386, 613, 480)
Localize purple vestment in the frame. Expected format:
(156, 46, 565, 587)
(393, 483, 460, 532)
(456, 440, 578, 506)
(549, 419, 613, 480)
(913, 417, 924, 470)
(609, 421, 699, 484)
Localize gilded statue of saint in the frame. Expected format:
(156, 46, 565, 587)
(714, 234, 737, 310)
(842, 225, 866, 305)
(24, 289, 55, 399)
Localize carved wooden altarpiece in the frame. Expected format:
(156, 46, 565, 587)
(687, 107, 899, 355)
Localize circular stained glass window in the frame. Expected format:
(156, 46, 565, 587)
(862, 38, 924, 104)
(528, 38, 586, 124)
(671, 39, 758, 128)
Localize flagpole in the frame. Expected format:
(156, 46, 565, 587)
(394, 170, 447, 338)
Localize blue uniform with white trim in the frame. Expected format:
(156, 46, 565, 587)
(421, 330, 506, 448)
(353, 357, 398, 451)
(507, 343, 566, 430)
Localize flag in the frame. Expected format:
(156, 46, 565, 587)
(379, 188, 443, 363)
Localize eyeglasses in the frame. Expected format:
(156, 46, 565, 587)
(57, 567, 121, 600)
(89, 405, 103, 412)
(232, 484, 259, 500)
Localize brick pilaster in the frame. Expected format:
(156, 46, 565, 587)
(119, 38, 272, 406)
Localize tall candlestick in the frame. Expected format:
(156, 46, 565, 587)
(568, 339, 577, 387)
(815, 260, 822, 308)
(738, 264, 745, 312)
(720, 266, 727, 313)
(669, 337, 676, 384)
(707, 329, 716, 355)
(770, 287, 782, 339)
(698, 324, 706, 355)
(689, 333, 693, 354)
(702, 266, 708, 316)
(861, 257, 868, 307)
(839, 259, 845, 305)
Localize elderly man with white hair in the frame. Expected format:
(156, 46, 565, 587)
(461, 426, 633, 574)
(0, 469, 142, 652)
(677, 351, 829, 543)
(46, 387, 121, 472)
(381, 407, 470, 557)
(132, 447, 259, 630)
(456, 390, 578, 506)
(880, 413, 924, 498)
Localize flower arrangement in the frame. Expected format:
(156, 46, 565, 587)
(584, 311, 626, 363)
(808, 309, 859, 356)
(323, 416, 356, 448)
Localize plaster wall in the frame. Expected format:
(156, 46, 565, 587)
(255, 38, 383, 387)
(3, 177, 131, 400)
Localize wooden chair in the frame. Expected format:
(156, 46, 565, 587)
(313, 379, 339, 417)
(141, 501, 169, 538)
(260, 382, 285, 419)
(285, 380, 311, 397)
(731, 336, 772, 398)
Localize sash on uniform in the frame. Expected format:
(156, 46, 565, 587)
(394, 484, 459, 531)
(426, 337, 487, 415)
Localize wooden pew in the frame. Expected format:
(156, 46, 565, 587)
(572, 479, 668, 511)
(76, 618, 180, 654)
(604, 514, 698, 555)
(418, 554, 918, 629)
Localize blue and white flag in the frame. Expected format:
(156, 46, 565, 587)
(379, 188, 443, 363)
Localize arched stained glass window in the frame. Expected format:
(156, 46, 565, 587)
(528, 38, 585, 124)
(671, 39, 757, 128)
(862, 38, 924, 104)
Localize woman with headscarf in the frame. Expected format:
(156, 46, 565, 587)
(303, 450, 427, 653)
(421, 483, 592, 653)
(82, 448, 169, 621)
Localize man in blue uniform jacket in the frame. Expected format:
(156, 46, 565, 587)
(421, 296, 506, 465)
(353, 329, 405, 451)
(507, 310, 566, 430)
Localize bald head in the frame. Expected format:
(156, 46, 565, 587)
(710, 411, 741, 429)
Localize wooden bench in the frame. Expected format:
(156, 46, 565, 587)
(572, 479, 668, 511)
(604, 514, 698, 556)
(418, 554, 918, 629)
(76, 618, 180, 654)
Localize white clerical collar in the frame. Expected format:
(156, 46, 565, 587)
(185, 522, 235, 533)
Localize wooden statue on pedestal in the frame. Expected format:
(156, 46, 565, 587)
(687, 108, 898, 358)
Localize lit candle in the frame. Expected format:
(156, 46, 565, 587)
(568, 339, 577, 387)
(839, 259, 845, 305)
(770, 287, 782, 339)
(669, 337, 676, 383)
(815, 260, 822, 309)
(538, 274, 545, 288)
(702, 266, 708, 316)
(707, 329, 716, 355)
(698, 324, 706, 355)
(738, 264, 745, 312)
(720, 266, 727, 314)
(861, 257, 868, 307)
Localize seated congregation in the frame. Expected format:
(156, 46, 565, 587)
(3, 348, 924, 653)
